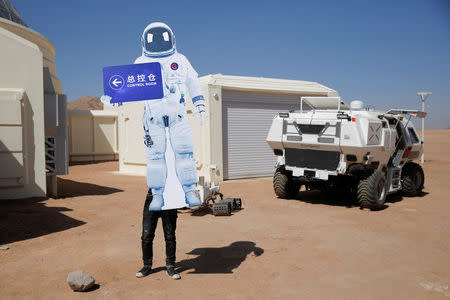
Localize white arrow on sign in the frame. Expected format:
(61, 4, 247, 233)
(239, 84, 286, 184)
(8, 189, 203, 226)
(112, 78, 122, 87)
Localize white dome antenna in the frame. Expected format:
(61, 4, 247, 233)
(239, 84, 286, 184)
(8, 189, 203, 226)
(350, 100, 364, 110)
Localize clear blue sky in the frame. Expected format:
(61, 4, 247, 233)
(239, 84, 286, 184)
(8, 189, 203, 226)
(12, 0, 450, 129)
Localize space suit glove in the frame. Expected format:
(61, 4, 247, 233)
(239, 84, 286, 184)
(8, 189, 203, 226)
(100, 95, 122, 107)
(100, 95, 112, 105)
(199, 111, 206, 125)
(194, 99, 206, 126)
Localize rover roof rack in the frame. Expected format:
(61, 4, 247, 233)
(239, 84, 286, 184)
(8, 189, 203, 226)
(385, 109, 427, 118)
(300, 97, 349, 113)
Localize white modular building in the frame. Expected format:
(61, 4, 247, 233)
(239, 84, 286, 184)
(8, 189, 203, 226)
(119, 74, 337, 183)
(0, 1, 66, 199)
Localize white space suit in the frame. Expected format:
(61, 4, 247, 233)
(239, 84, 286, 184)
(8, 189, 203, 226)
(102, 22, 205, 210)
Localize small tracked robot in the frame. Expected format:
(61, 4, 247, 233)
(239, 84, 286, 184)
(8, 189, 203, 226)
(195, 165, 242, 216)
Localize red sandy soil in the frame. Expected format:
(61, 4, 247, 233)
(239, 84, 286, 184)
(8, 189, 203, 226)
(1, 130, 449, 299)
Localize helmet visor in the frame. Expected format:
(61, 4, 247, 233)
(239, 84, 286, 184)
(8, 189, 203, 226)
(144, 27, 173, 54)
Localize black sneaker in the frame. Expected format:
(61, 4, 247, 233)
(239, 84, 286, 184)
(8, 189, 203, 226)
(166, 265, 181, 280)
(136, 265, 152, 278)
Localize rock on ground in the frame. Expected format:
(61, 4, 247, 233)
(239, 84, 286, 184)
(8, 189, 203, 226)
(67, 270, 95, 292)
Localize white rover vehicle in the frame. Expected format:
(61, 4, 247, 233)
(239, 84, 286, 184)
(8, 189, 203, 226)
(266, 97, 426, 210)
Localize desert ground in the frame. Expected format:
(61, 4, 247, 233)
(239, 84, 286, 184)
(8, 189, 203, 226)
(1, 130, 449, 299)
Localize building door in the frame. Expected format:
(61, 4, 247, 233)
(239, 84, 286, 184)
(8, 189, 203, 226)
(222, 90, 302, 179)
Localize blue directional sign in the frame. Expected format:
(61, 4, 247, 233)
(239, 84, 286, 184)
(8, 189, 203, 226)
(102, 62, 164, 103)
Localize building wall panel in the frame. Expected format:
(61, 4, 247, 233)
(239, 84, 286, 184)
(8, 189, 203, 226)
(68, 110, 118, 162)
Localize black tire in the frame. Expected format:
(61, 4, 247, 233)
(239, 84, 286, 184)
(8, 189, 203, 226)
(273, 168, 300, 199)
(402, 162, 424, 197)
(212, 202, 232, 216)
(357, 169, 387, 210)
(234, 198, 242, 210)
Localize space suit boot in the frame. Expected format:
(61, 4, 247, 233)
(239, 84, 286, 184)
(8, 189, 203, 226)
(149, 190, 164, 210)
(185, 190, 201, 207)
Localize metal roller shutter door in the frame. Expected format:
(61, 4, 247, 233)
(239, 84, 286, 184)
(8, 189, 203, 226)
(222, 90, 302, 179)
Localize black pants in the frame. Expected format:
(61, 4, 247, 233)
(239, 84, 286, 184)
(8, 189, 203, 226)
(141, 189, 178, 267)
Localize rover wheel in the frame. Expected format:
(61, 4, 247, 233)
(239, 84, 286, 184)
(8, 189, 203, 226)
(402, 162, 424, 197)
(212, 202, 232, 216)
(273, 169, 300, 199)
(221, 198, 235, 210)
(234, 198, 242, 210)
(357, 169, 387, 210)
(226, 202, 232, 215)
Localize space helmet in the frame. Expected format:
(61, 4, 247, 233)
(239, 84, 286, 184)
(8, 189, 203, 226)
(141, 22, 176, 57)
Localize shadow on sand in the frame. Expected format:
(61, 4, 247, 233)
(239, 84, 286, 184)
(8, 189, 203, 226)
(82, 284, 101, 292)
(287, 189, 429, 210)
(57, 178, 123, 198)
(188, 205, 245, 217)
(292, 190, 359, 208)
(174, 241, 264, 274)
(69, 160, 116, 166)
(0, 178, 125, 245)
(0, 197, 86, 245)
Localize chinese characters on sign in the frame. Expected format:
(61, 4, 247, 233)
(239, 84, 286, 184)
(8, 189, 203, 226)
(127, 73, 157, 86)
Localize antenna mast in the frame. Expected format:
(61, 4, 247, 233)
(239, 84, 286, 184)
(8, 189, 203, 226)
(416, 92, 432, 163)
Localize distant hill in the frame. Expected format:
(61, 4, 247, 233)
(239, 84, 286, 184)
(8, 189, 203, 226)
(67, 96, 103, 110)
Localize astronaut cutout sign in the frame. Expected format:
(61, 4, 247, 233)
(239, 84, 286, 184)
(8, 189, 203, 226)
(101, 22, 205, 211)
